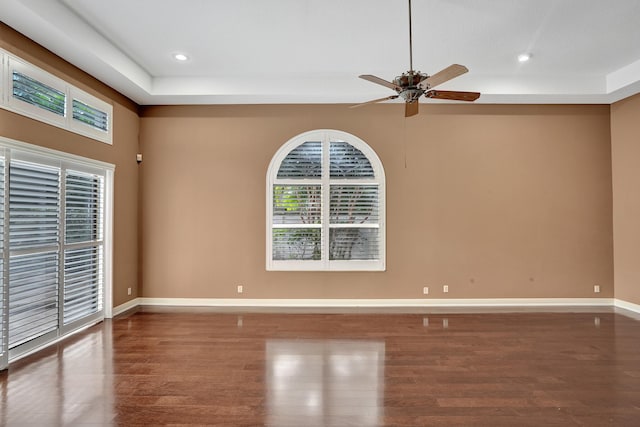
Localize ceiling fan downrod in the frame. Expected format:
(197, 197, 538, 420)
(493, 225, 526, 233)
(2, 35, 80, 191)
(408, 0, 414, 73)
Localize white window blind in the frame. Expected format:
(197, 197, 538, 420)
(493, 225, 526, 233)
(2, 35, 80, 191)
(329, 184, 380, 261)
(329, 141, 375, 178)
(267, 130, 385, 271)
(70, 88, 113, 141)
(72, 99, 109, 133)
(8, 160, 60, 348)
(277, 141, 322, 179)
(12, 71, 66, 117)
(63, 246, 102, 324)
(8, 252, 59, 348)
(9, 161, 60, 250)
(272, 184, 322, 260)
(63, 171, 104, 325)
(65, 171, 103, 243)
(0, 156, 5, 365)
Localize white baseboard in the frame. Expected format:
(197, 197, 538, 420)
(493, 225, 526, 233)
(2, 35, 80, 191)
(111, 297, 141, 317)
(614, 298, 640, 314)
(110, 297, 640, 320)
(137, 297, 613, 308)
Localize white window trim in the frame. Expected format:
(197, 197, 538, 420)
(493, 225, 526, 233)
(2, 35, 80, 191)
(266, 129, 386, 271)
(69, 87, 112, 143)
(0, 49, 113, 145)
(6, 56, 67, 128)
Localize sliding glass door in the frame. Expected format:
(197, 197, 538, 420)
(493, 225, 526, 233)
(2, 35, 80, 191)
(0, 154, 6, 370)
(0, 141, 112, 370)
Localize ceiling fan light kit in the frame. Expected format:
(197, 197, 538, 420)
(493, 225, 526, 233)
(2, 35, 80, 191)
(353, 0, 481, 117)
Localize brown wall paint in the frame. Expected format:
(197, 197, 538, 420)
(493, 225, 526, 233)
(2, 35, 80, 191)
(0, 24, 140, 307)
(140, 104, 614, 299)
(612, 93, 640, 305)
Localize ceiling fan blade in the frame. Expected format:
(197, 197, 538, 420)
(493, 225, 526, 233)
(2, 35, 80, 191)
(359, 74, 402, 91)
(405, 100, 419, 117)
(418, 64, 469, 90)
(349, 95, 399, 109)
(425, 90, 481, 102)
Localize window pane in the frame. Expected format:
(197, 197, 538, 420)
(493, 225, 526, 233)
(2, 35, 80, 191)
(329, 228, 379, 260)
(72, 99, 109, 132)
(273, 228, 321, 260)
(8, 251, 59, 348)
(330, 141, 374, 178)
(0, 159, 5, 356)
(277, 141, 322, 178)
(0, 158, 4, 240)
(66, 171, 103, 243)
(0, 257, 3, 355)
(0, 159, 3, 355)
(12, 71, 65, 116)
(330, 185, 378, 224)
(9, 161, 60, 250)
(273, 185, 322, 225)
(64, 246, 102, 324)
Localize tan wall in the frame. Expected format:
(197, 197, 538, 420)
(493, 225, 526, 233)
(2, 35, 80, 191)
(0, 24, 140, 307)
(140, 103, 613, 300)
(612, 93, 640, 305)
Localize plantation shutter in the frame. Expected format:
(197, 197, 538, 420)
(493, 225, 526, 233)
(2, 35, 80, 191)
(8, 160, 60, 348)
(272, 141, 323, 262)
(329, 185, 380, 261)
(72, 99, 109, 133)
(0, 140, 111, 368)
(277, 141, 322, 179)
(63, 171, 103, 325)
(268, 130, 385, 271)
(12, 71, 65, 117)
(329, 141, 375, 178)
(329, 141, 379, 261)
(0, 156, 6, 368)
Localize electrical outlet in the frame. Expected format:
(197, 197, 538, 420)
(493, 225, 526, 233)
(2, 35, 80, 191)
(594, 284, 600, 293)
(423, 286, 429, 295)
(127, 287, 131, 296)
(237, 285, 243, 294)
(443, 285, 449, 293)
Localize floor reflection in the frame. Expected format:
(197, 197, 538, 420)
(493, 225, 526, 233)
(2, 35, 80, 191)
(266, 339, 385, 426)
(0, 323, 114, 426)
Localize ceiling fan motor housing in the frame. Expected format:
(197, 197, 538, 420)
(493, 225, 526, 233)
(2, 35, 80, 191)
(394, 71, 428, 102)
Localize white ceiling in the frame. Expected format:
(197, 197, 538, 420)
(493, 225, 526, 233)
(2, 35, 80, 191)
(2, 0, 640, 105)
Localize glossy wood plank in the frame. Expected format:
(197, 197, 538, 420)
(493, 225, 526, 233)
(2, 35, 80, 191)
(1, 308, 640, 426)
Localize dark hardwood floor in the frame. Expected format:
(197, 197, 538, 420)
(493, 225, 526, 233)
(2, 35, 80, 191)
(1, 307, 640, 426)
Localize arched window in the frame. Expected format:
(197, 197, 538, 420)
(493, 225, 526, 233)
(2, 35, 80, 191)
(267, 130, 385, 271)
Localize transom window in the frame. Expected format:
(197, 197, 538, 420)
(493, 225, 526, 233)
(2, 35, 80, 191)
(267, 130, 385, 271)
(0, 49, 113, 144)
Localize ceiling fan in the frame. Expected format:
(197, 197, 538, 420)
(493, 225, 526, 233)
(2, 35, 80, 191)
(352, 0, 480, 117)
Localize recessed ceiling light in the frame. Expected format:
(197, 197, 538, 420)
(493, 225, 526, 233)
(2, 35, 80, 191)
(518, 53, 531, 63)
(173, 53, 189, 62)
